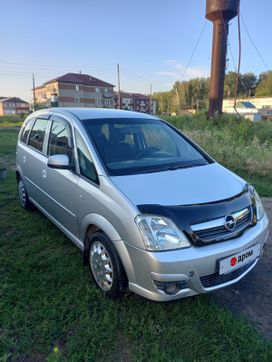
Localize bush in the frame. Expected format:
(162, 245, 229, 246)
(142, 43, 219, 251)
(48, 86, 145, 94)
(0, 114, 27, 127)
(164, 114, 272, 180)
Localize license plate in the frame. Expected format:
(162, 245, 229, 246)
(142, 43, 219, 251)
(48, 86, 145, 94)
(219, 244, 261, 275)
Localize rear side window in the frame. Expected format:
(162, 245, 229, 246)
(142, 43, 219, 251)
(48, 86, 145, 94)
(48, 119, 73, 160)
(28, 118, 48, 152)
(20, 118, 34, 144)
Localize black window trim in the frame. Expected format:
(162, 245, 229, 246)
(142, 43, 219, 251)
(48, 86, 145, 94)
(74, 128, 100, 186)
(26, 117, 50, 156)
(46, 115, 74, 159)
(20, 117, 36, 145)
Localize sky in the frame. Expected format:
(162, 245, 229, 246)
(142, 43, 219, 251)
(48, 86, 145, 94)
(0, 0, 271, 102)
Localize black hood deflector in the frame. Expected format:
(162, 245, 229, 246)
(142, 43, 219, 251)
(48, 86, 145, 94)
(137, 191, 255, 246)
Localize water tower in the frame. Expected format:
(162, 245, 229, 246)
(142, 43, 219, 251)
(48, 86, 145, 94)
(206, 0, 239, 117)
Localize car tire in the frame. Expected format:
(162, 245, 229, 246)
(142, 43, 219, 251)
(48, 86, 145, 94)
(88, 231, 128, 298)
(18, 177, 32, 210)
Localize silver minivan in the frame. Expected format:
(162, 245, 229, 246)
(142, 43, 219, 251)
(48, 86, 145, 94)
(16, 108, 269, 301)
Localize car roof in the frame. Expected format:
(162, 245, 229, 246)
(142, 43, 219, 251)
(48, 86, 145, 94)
(44, 107, 159, 121)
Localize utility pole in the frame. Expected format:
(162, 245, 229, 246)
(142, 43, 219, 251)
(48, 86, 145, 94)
(149, 84, 153, 114)
(206, 0, 239, 118)
(32, 73, 36, 112)
(117, 63, 121, 109)
(175, 84, 181, 114)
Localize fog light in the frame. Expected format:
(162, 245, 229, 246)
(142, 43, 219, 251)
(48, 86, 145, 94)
(165, 282, 178, 295)
(153, 280, 189, 295)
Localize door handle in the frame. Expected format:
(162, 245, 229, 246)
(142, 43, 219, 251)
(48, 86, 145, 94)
(23, 155, 26, 163)
(42, 169, 47, 179)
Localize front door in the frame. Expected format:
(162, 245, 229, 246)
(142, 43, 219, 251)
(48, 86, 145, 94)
(43, 116, 79, 237)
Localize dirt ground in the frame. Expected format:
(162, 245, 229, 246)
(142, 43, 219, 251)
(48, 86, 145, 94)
(215, 198, 272, 340)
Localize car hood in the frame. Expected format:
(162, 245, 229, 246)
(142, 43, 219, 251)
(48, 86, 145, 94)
(110, 163, 246, 206)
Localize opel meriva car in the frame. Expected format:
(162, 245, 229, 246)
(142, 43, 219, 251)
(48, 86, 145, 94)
(16, 108, 269, 301)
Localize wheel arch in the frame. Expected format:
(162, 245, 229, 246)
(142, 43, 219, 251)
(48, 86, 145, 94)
(81, 213, 121, 266)
(81, 214, 136, 284)
(16, 165, 24, 184)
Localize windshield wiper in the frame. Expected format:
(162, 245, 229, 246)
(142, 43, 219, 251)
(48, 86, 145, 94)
(139, 163, 206, 174)
(160, 163, 206, 172)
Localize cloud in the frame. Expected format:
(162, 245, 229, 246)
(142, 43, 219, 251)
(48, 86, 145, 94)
(155, 59, 209, 82)
(155, 71, 178, 77)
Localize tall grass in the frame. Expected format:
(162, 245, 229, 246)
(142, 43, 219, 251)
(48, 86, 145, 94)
(185, 129, 272, 177)
(0, 114, 25, 127)
(163, 114, 272, 196)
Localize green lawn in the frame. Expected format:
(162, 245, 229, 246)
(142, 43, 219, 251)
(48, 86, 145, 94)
(1, 128, 272, 361)
(0, 115, 24, 127)
(165, 114, 272, 196)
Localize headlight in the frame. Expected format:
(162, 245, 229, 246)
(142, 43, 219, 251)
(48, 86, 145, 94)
(249, 186, 265, 221)
(254, 191, 265, 221)
(135, 215, 191, 251)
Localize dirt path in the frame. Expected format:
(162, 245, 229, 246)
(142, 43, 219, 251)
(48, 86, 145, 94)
(215, 198, 272, 340)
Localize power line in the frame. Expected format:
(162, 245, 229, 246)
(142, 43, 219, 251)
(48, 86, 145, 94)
(218, 8, 248, 95)
(240, 13, 270, 71)
(0, 60, 114, 71)
(174, 20, 207, 111)
(117, 63, 121, 109)
(120, 66, 152, 85)
(179, 21, 207, 82)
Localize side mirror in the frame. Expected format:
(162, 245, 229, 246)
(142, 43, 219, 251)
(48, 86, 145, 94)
(47, 154, 73, 170)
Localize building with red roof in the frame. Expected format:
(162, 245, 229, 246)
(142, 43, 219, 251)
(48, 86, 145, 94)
(0, 97, 29, 116)
(113, 91, 156, 114)
(34, 72, 115, 108)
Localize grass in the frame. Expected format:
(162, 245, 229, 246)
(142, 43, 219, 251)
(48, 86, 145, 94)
(164, 114, 272, 196)
(0, 115, 25, 128)
(0, 124, 272, 361)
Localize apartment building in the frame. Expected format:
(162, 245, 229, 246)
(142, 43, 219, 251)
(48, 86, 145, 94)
(114, 92, 156, 114)
(35, 73, 115, 108)
(0, 97, 29, 116)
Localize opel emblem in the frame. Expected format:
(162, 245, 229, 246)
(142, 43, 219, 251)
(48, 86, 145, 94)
(225, 215, 236, 231)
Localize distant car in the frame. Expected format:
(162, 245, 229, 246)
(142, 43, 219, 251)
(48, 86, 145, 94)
(16, 108, 269, 301)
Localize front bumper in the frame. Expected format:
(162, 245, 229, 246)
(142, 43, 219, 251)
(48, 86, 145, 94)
(117, 214, 269, 301)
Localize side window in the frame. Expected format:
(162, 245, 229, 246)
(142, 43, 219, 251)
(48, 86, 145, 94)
(48, 119, 73, 160)
(75, 130, 98, 184)
(28, 118, 48, 152)
(20, 118, 34, 144)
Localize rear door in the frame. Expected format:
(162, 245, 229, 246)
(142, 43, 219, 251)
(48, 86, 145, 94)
(22, 116, 51, 207)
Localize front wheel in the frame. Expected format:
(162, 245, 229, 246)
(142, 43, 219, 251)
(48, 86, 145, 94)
(88, 232, 128, 298)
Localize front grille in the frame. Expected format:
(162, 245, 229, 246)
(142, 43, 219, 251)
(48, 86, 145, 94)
(192, 206, 253, 243)
(200, 260, 255, 288)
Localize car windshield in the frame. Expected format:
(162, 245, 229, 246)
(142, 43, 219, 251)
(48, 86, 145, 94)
(82, 118, 210, 176)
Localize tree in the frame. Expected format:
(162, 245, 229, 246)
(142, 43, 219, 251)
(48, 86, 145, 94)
(241, 72, 257, 96)
(256, 71, 272, 96)
(224, 72, 257, 98)
(154, 71, 262, 114)
(153, 91, 173, 114)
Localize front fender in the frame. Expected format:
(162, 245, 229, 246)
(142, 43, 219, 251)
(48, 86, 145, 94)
(80, 213, 121, 241)
(81, 213, 137, 282)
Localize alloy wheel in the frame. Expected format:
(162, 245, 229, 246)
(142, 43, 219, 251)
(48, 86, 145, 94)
(90, 241, 113, 291)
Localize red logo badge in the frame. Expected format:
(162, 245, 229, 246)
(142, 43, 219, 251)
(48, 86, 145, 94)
(230, 257, 237, 267)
